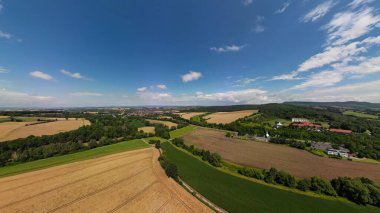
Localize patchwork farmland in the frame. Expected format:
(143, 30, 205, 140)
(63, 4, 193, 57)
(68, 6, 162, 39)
(146, 119, 178, 128)
(138, 126, 155, 134)
(179, 112, 207, 120)
(0, 118, 90, 142)
(204, 110, 258, 124)
(0, 148, 210, 212)
(183, 128, 380, 182)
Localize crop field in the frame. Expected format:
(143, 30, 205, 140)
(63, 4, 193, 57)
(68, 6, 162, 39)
(0, 148, 211, 212)
(343, 110, 379, 119)
(204, 110, 258, 124)
(183, 128, 380, 182)
(179, 112, 207, 120)
(138, 126, 155, 134)
(162, 142, 378, 213)
(170, 125, 198, 139)
(0, 118, 90, 142)
(146, 119, 178, 128)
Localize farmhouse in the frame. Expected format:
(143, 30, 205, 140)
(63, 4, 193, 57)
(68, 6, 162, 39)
(292, 118, 309, 123)
(329, 129, 352, 134)
(291, 122, 322, 129)
(327, 149, 349, 158)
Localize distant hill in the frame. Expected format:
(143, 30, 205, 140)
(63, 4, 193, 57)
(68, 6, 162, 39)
(284, 101, 380, 112)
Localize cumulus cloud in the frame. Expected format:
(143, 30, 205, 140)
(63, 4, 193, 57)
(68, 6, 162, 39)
(137, 87, 148, 92)
(253, 16, 265, 33)
(301, 0, 336, 22)
(60, 69, 84, 79)
(194, 88, 269, 104)
(275, 2, 290, 14)
(242, 0, 253, 6)
(30, 71, 53, 80)
(0, 30, 11, 39)
(157, 84, 167, 90)
(181, 71, 202, 83)
(70, 92, 104, 96)
(210, 44, 246, 53)
(0, 88, 55, 107)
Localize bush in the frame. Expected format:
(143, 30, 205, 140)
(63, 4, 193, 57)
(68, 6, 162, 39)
(238, 167, 264, 180)
(310, 177, 337, 196)
(158, 156, 178, 181)
(331, 177, 380, 206)
(297, 179, 311, 191)
(155, 141, 161, 149)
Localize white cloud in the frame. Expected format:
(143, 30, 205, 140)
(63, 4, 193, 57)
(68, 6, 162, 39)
(242, 0, 253, 6)
(210, 44, 246, 53)
(349, 0, 374, 9)
(0, 67, 8, 73)
(157, 84, 167, 90)
(273, 35, 380, 80)
(291, 70, 344, 90)
(181, 71, 202, 83)
(324, 7, 380, 46)
(60, 69, 83, 79)
(0, 1, 3, 12)
(30, 71, 53, 80)
(0, 30, 11, 39)
(301, 0, 336, 22)
(195, 88, 269, 104)
(70, 92, 104, 96)
(275, 2, 290, 14)
(137, 87, 147, 92)
(233, 77, 260, 87)
(253, 16, 265, 33)
(0, 88, 55, 107)
(291, 55, 380, 90)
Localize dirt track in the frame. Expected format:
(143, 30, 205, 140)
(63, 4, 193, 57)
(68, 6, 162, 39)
(0, 148, 211, 213)
(183, 128, 380, 182)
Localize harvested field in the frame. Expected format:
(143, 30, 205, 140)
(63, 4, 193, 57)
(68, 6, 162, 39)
(183, 128, 380, 182)
(0, 118, 90, 142)
(138, 126, 155, 134)
(0, 148, 211, 212)
(147, 119, 178, 128)
(204, 110, 258, 124)
(179, 112, 207, 120)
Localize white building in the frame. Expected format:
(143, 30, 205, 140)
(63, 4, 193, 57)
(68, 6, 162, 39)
(292, 118, 309, 123)
(327, 149, 349, 158)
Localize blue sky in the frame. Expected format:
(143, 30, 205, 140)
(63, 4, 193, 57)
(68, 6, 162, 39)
(0, 0, 380, 107)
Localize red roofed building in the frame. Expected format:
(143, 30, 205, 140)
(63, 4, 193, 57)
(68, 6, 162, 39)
(292, 122, 322, 128)
(329, 129, 352, 134)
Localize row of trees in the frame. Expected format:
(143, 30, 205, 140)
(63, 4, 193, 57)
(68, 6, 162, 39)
(0, 115, 150, 166)
(238, 166, 380, 206)
(172, 138, 222, 167)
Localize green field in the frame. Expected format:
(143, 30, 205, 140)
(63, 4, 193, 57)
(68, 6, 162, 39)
(343, 111, 378, 119)
(170, 125, 198, 138)
(0, 139, 148, 178)
(190, 115, 202, 122)
(162, 142, 379, 213)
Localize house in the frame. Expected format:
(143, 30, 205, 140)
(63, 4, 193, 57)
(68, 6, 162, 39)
(291, 122, 322, 129)
(326, 148, 349, 158)
(273, 121, 283, 129)
(292, 118, 309, 123)
(329, 129, 352, 134)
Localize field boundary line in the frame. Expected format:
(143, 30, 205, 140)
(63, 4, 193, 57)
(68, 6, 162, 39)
(179, 177, 227, 213)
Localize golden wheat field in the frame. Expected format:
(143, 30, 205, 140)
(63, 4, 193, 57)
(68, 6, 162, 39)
(0, 118, 90, 142)
(178, 112, 206, 120)
(138, 126, 155, 134)
(146, 119, 178, 128)
(204, 110, 258, 124)
(0, 148, 211, 212)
